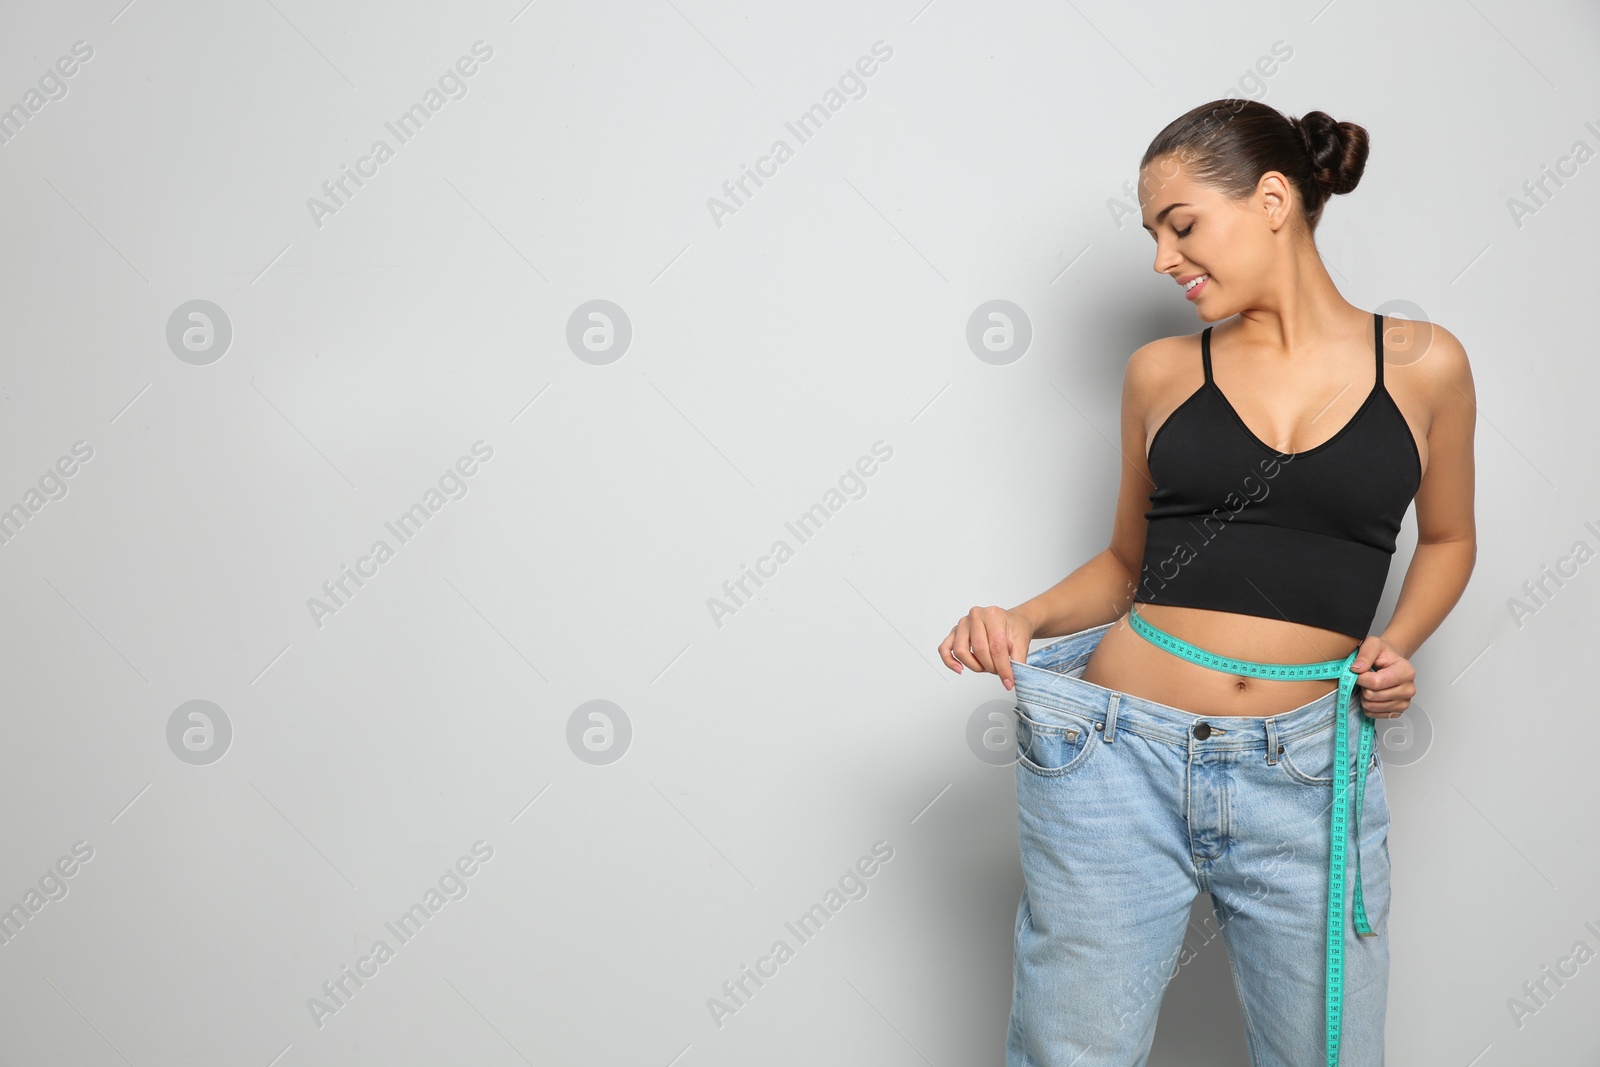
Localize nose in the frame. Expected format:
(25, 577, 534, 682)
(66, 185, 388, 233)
(1149, 233, 1182, 276)
(1151, 241, 1182, 277)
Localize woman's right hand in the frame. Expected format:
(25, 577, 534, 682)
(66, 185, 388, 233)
(939, 605, 1035, 691)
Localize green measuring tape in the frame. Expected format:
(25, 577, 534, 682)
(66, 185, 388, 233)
(1127, 606, 1376, 1066)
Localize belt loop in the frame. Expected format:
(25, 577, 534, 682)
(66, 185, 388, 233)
(1264, 717, 1279, 765)
(1103, 693, 1120, 743)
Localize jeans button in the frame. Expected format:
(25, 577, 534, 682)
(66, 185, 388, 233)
(1193, 722, 1211, 740)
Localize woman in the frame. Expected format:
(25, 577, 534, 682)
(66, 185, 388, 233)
(939, 99, 1476, 1067)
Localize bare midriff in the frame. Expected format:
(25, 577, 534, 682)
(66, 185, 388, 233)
(1080, 603, 1362, 718)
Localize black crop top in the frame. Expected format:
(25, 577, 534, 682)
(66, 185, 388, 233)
(1133, 313, 1423, 639)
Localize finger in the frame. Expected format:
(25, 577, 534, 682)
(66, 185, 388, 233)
(1355, 663, 1408, 692)
(966, 615, 999, 675)
(1350, 636, 1385, 674)
(991, 627, 1015, 691)
(947, 617, 985, 668)
(951, 619, 986, 673)
(1361, 680, 1415, 705)
(937, 632, 961, 672)
(1358, 692, 1407, 715)
(1358, 690, 1400, 713)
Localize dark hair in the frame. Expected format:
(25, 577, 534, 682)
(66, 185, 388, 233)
(1138, 99, 1369, 233)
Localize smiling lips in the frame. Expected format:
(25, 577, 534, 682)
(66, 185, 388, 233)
(1179, 273, 1209, 300)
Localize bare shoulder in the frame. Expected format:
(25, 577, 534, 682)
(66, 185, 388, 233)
(1382, 318, 1475, 455)
(1123, 331, 1202, 400)
(1384, 316, 1474, 398)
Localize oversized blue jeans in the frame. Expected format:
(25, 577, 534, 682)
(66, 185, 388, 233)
(1006, 620, 1391, 1066)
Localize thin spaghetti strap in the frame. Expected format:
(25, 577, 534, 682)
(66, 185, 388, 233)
(1201, 326, 1214, 385)
(1373, 312, 1384, 389)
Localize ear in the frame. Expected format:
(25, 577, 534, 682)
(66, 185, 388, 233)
(1257, 170, 1294, 232)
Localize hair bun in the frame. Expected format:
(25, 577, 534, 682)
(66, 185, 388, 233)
(1291, 111, 1369, 197)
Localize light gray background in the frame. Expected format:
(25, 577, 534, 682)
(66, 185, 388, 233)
(1, 0, 1595, 1064)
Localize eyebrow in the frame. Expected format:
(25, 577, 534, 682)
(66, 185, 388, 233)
(1141, 202, 1193, 232)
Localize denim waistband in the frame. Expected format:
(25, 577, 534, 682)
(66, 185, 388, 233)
(1009, 620, 1347, 751)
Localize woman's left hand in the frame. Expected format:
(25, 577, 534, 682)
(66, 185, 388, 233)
(1351, 636, 1415, 717)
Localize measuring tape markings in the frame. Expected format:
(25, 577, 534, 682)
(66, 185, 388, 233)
(1126, 607, 1376, 1067)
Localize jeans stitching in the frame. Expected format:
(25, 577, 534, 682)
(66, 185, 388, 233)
(1013, 693, 1337, 750)
(1014, 717, 1098, 779)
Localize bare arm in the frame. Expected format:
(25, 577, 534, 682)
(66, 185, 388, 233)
(1377, 325, 1478, 660)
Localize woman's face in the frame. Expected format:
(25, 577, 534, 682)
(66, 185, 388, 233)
(1138, 153, 1291, 320)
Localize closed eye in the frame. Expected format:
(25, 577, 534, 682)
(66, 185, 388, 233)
(1175, 223, 1194, 238)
